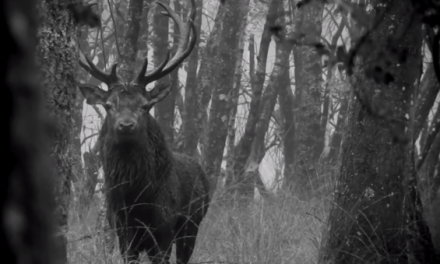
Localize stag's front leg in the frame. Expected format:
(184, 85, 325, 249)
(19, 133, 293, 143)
(144, 229, 174, 264)
(119, 241, 140, 264)
(116, 223, 141, 264)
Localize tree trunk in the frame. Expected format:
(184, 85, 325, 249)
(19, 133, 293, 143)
(230, 0, 282, 185)
(75, 20, 104, 215)
(318, 1, 438, 262)
(423, 129, 440, 201)
(319, 12, 345, 162)
(182, 0, 203, 157)
(430, 161, 440, 202)
(119, 0, 144, 80)
(419, 106, 440, 200)
(414, 62, 440, 139)
(326, 91, 349, 162)
(261, 1, 296, 192)
(202, 0, 244, 187)
(152, 0, 175, 145)
(292, 1, 324, 194)
(195, 4, 226, 157)
(278, 64, 296, 191)
(4, 0, 56, 263)
(225, 1, 250, 186)
(244, 17, 295, 193)
(37, 1, 78, 263)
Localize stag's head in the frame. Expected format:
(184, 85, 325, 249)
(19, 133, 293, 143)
(78, 0, 196, 142)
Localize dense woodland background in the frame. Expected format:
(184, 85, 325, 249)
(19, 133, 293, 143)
(4, 0, 440, 263)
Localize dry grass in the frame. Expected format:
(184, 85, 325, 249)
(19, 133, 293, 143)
(66, 163, 440, 263)
(67, 187, 331, 264)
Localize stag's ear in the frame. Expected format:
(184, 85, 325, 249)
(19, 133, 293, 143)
(78, 84, 108, 105)
(147, 81, 173, 106)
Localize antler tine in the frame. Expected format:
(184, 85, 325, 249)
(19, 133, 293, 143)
(79, 51, 121, 88)
(188, 0, 196, 22)
(136, 0, 196, 84)
(133, 51, 170, 87)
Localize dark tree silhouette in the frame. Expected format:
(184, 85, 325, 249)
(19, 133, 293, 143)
(3, 0, 55, 263)
(318, 0, 439, 262)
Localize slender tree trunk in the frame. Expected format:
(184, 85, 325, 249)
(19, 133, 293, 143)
(75, 21, 104, 215)
(195, 4, 226, 156)
(326, 90, 349, 162)
(319, 12, 346, 162)
(153, 0, 175, 145)
(430, 161, 440, 202)
(72, 27, 88, 211)
(119, 0, 144, 80)
(419, 106, 440, 199)
(261, 1, 296, 192)
(4, 1, 56, 263)
(136, 1, 154, 67)
(225, 1, 250, 186)
(414, 62, 440, 139)
(246, 12, 295, 181)
(37, 1, 78, 263)
(230, 0, 282, 182)
(292, 1, 324, 195)
(168, 0, 183, 150)
(202, 0, 244, 187)
(422, 129, 440, 201)
(182, 0, 203, 157)
(318, 1, 438, 262)
(278, 64, 296, 191)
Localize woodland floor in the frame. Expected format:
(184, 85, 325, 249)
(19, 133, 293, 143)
(66, 170, 440, 264)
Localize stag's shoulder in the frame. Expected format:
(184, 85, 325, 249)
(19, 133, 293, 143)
(172, 152, 203, 174)
(172, 152, 209, 188)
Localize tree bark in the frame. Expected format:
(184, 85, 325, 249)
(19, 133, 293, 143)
(418, 106, 440, 200)
(37, 1, 78, 263)
(202, 0, 244, 187)
(225, 1, 250, 186)
(153, 0, 175, 145)
(414, 62, 440, 139)
(318, 1, 438, 262)
(326, 91, 349, 163)
(182, 0, 203, 157)
(292, 1, 324, 194)
(75, 19, 104, 215)
(230, 0, 282, 185)
(4, 0, 56, 263)
(195, 4, 226, 157)
(422, 128, 440, 201)
(119, 0, 144, 80)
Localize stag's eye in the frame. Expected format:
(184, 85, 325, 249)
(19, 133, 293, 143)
(104, 103, 113, 111)
(141, 104, 151, 112)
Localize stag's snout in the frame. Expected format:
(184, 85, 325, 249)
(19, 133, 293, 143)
(114, 114, 138, 136)
(117, 120, 136, 133)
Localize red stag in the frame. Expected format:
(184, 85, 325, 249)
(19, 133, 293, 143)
(77, 1, 210, 263)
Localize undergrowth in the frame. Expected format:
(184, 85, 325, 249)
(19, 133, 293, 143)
(67, 186, 331, 264)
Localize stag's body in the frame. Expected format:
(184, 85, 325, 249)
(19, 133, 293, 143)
(77, 1, 210, 263)
(100, 111, 209, 264)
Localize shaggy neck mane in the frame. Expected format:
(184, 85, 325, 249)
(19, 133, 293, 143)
(99, 115, 174, 193)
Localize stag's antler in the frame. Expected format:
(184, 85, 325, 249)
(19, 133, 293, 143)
(79, 51, 121, 88)
(133, 0, 197, 87)
(79, 0, 196, 88)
